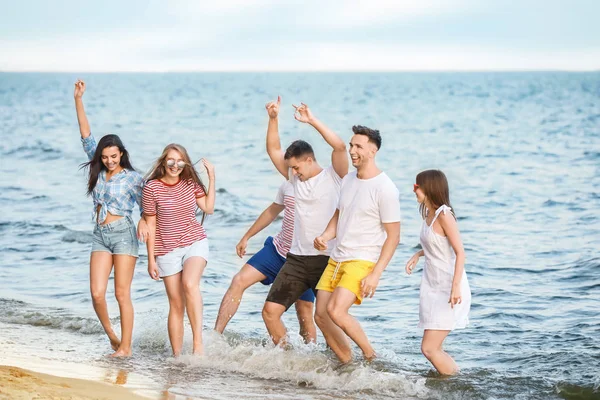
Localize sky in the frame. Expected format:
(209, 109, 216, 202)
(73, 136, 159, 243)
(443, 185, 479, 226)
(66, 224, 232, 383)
(1, 0, 599, 72)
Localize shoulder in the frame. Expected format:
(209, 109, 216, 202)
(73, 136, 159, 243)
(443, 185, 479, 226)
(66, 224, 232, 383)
(340, 170, 357, 185)
(281, 180, 294, 196)
(143, 179, 161, 192)
(436, 206, 456, 226)
(127, 169, 144, 182)
(377, 173, 399, 195)
(145, 179, 160, 188)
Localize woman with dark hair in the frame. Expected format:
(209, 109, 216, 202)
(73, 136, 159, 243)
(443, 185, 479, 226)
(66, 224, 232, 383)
(405, 170, 471, 375)
(75, 80, 146, 357)
(142, 144, 215, 356)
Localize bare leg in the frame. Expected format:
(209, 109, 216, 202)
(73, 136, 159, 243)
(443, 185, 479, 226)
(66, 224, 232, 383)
(89, 251, 120, 351)
(262, 301, 287, 345)
(327, 287, 375, 360)
(421, 330, 457, 375)
(163, 273, 186, 356)
(214, 264, 267, 333)
(110, 254, 136, 357)
(181, 256, 207, 355)
(314, 290, 352, 362)
(294, 299, 317, 344)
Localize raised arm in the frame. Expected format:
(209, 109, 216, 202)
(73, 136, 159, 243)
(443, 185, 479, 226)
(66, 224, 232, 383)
(266, 96, 288, 179)
(293, 103, 348, 179)
(196, 159, 216, 214)
(236, 202, 285, 257)
(74, 80, 91, 139)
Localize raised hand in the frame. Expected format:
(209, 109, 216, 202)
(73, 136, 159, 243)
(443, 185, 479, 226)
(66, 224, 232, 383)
(293, 102, 314, 124)
(265, 96, 281, 119)
(202, 158, 215, 179)
(74, 79, 86, 99)
(313, 236, 328, 251)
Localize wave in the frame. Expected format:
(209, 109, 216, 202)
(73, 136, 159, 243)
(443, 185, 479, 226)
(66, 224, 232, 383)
(172, 331, 431, 398)
(555, 381, 600, 400)
(0, 298, 104, 335)
(0, 220, 91, 244)
(2, 140, 63, 160)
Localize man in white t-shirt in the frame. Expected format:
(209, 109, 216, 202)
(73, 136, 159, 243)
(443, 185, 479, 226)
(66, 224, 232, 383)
(214, 181, 317, 343)
(262, 96, 348, 346)
(314, 126, 401, 363)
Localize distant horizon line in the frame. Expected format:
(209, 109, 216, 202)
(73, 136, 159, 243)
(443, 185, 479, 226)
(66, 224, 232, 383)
(1, 68, 599, 74)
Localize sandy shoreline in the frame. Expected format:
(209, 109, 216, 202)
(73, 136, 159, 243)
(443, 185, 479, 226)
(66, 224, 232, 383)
(0, 365, 153, 400)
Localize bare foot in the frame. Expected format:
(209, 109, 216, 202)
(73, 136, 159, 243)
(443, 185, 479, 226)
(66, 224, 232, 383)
(109, 347, 132, 358)
(364, 352, 377, 362)
(192, 345, 204, 356)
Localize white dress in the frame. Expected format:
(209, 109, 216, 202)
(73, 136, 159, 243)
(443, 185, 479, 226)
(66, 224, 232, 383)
(418, 205, 471, 330)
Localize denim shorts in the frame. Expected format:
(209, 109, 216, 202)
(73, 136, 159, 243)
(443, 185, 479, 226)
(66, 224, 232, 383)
(91, 216, 139, 258)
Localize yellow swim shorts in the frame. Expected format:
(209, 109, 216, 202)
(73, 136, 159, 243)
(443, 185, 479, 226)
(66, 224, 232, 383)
(316, 258, 376, 305)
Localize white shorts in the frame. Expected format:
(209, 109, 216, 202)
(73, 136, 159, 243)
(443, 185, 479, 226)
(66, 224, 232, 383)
(156, 239, 210, 278)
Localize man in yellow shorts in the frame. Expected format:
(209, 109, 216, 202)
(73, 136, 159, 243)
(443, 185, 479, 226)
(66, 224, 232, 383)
(314, 126, 401, 363)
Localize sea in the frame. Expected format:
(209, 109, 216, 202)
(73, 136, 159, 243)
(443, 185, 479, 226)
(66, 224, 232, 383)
(0, 72, 598, 399)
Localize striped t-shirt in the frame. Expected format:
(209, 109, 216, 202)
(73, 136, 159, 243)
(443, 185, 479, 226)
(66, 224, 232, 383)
(271, 181, 295, 258)
(142, 178, 207, 256)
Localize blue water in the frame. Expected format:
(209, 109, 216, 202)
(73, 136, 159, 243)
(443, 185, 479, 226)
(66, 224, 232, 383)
(0, 72, 599, 399)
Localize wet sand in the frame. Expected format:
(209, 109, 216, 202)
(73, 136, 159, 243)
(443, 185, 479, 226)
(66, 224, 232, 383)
(0, 365, 152, 400)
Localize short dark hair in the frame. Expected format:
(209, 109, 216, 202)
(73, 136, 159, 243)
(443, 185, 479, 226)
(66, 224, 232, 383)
(284, 140, 315, 160)
(352, 125, 381, 150)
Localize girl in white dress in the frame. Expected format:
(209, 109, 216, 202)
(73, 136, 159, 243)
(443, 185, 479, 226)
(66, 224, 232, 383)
(405, 170, 471, 375)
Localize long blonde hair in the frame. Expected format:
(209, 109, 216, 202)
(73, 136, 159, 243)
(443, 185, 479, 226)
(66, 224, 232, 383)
(145, 143, 207, 223)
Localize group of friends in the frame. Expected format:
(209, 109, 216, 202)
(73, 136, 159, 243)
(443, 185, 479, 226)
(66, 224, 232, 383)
(74, 80, 471, 375)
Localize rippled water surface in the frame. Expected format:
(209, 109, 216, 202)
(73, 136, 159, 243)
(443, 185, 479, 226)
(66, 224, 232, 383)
(0, 72, 599, 399)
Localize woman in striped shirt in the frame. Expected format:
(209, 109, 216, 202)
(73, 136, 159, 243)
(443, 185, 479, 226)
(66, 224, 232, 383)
(142, 144, 215, 356)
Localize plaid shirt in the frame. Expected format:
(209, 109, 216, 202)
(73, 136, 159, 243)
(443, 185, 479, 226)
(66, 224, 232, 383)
(82, 134, 144, 223)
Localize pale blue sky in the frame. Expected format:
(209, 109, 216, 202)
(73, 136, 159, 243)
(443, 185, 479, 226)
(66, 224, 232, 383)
(1, 0, 598, 71)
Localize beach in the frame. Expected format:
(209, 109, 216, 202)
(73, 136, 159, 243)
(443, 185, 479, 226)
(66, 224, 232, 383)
(0, 72, 598, 399)
(0, 365, 150, 400)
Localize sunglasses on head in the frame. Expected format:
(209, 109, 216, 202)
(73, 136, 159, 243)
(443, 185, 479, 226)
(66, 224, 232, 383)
(413, 183, 420, 192)
(166, 159, 186, 169)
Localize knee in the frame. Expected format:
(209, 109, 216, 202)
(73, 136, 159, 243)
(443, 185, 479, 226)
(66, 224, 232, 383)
(114, 287, 131, 304)
(169, 298, 185, 315)
(182, 279, 199, 297)
(314, 310, 327, 328)
(326, 304, 345, 325)
(295, 302, 314, 323)
(421, 342, 437, 359)
(230, 273, 249, 292)
(90, 288, 105, 304)
(262, 303, 282, 323)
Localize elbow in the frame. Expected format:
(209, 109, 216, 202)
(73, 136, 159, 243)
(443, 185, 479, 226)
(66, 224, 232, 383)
(334, 143, 346, 152)
(204, 208, 215, 215)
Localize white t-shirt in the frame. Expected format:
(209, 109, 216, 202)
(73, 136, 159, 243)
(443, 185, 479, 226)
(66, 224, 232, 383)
(271, 181, 295, 258)
(331, 171, 401, 263)
(289, 165, 343, 256)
